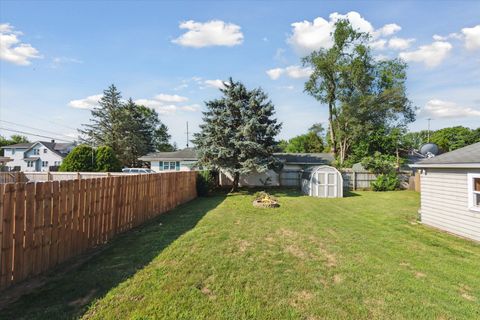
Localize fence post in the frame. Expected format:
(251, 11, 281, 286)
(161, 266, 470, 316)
(76, 172, 81, 180)
(47, 172, 52, 181)
(353, 171, 356, 191)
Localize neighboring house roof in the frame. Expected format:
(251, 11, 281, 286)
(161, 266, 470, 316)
(0, 156, 13, 163)
(24, 157, 40, 161)
(139, 150, 335, 165)
(411, 142, 480, 168)
(139, 148, 198, 161)
(273, 153, 334, 165)
(2, 141, 74, 158)
(0, 143, 33, 149)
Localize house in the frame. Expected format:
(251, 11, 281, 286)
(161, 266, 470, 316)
(139, 149, 334, 187)
(220, 153, 335, 187)
(1, 140, 75, 172)
(411, 142, 480, 242)
(138, 148, 197, 172)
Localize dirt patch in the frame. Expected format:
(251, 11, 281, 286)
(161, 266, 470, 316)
(200, 286, 216, 299)
(333, 274, 344, 284)
(414, 271, 426, 278)
(290, 290, 314, 309)
(399, 262, 411, 267)
(459, 285, 476, 301)
(285, 244, 308, 259)
(277, 228, 298, 238)
(237, 239, 251, 253)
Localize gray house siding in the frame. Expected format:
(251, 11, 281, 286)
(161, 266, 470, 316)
(420, 168, 480, 241)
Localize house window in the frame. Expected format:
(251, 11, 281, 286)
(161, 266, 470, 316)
(467, 173, 480, 212)
(27, 161, 33, 167)
(44, 149, 47, 153)
(54, 161, 61, 166)
(162, 161, 179, 171)
(42, 161, 48, 167)
(33, 149, 40, 155)
(12, 149, 15, 155)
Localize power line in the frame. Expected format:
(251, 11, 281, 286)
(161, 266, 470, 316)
(38, 118, 79, 131)
(0, 127, 74, 143)
(0, 120, 77, 141)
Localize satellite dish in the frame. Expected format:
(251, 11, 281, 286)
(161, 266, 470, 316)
(419, 143, 439, 158)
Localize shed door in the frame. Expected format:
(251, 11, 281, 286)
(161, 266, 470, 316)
(326, 172, 337, 197)
(312, 171, 337, 197)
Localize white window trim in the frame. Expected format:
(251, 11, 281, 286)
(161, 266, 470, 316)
(467, 173, 480, 212)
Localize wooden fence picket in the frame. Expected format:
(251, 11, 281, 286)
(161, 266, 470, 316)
(0, 171, 196, 291)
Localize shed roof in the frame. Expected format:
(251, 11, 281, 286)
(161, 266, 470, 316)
(411, 142, 480, 168)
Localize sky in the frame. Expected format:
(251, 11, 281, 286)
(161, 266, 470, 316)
(1, 0, 479, 148)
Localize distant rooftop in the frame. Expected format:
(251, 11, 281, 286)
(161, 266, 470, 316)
(139, 150, 335, 165)
(273, 153, 334, 165)
(412, 142, 480, 168)
(139, 148, 197, 161)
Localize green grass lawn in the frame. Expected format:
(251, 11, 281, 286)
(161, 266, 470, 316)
(2, 190, 480, 319)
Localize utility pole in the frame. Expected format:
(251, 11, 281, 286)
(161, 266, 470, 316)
(186, 121, 189, 148)
(427, 118, 432, 142)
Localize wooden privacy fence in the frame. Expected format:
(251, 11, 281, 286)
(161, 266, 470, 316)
(0, 171, 197, 291)
(0, 172, 28, 184)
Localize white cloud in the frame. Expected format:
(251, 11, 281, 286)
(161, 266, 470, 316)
(50, 56, 83, 68)
(203, 79, 226, 89)
(374, 23, 401, 37)
(285, 65, 312, 78)
(134, 98, 163, 109)
(134, 100, 197, 115)
(172, 20, 243, 48)
(461, 25, 480, 50)
(288, 11, 400, 54)
(68, 94, 103, 109)
(388, 37, 415, 50)
(399, 41, 452, 68)
(0, 23, 42, 66)
(371, 39, 387, 50)
(154, 93, 188, 103)
(266, 65, 312, 80)
(422, 99, 480, 118)
(179, 104, 201, 112)
(266, 68, 284, 80)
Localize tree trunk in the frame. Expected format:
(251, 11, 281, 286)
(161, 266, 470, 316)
(328, 102, 337, 157)
(231, 172, 240, 192)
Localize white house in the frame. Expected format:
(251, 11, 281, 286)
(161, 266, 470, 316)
(411, 142, 480, 242)
(139, 150, 334, 187)
(1, 140, 75, 172)
(138, 148, 197, 172)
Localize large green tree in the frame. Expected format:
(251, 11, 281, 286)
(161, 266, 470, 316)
(81, 85, 173, 167)
(194, 79, 281, 191)
(430, 126, 479, 152)
(303, 20, 415, 164)
(283, 132, 324, 153)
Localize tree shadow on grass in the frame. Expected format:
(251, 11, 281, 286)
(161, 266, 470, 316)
(344, 190, 362, 197)
(0, 195, 226, 320)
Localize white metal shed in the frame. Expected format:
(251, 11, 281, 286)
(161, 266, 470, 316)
(301, 165, 343, 198)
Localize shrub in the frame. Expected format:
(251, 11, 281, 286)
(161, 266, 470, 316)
(96, 146, 122, 172)
(59, 145, 96, 172)
(371, 173, 399, 191)
(196, 170, 216, 196)
(361, 151, 397, 175)
(253, 191, 277, 202)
